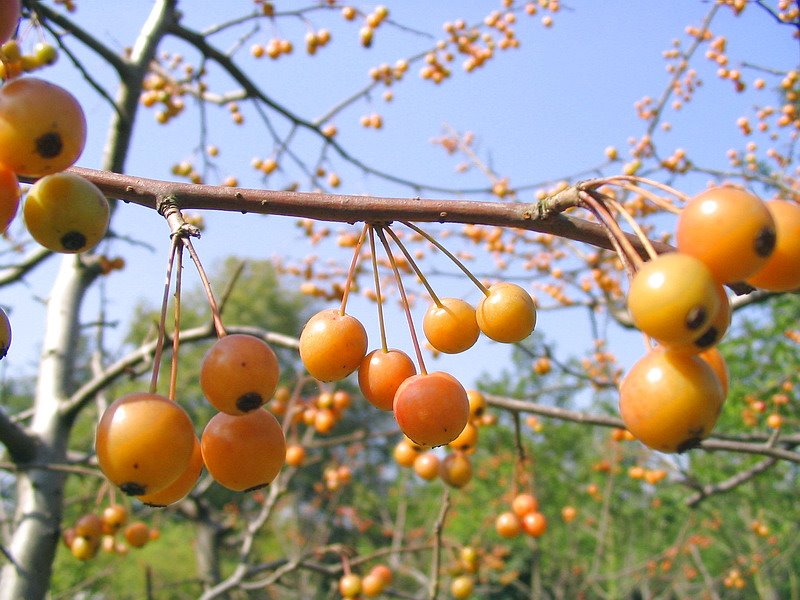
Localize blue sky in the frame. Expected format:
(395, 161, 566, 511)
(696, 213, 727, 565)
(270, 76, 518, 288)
(3, 1, 797, 390)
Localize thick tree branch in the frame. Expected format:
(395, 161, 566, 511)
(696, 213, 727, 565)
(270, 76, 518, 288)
(65, 167, 672, 258)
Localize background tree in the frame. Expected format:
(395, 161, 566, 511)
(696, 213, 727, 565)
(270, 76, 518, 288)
(0, 1, 796, 599)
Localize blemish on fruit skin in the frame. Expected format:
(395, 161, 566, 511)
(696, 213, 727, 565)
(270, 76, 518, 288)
(685, 306, 707, 330)
(754, 226, 776, 257)
(236, 392, 263, 412)
(120, 481, 147, 496)
(35, 131, 63, 159)
(61, 231, 87, 251)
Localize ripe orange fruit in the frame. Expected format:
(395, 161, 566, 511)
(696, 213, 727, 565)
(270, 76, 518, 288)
(451, 574, 475, 599)
(521, 511, 548, 537)
(96, 392, 196, 496)
(361, 572, 385, 597)
(746, 199, 800, 291)
(124, 521, 151, 548)
(698, 346, 729, 397)
(676, 186, 775, 283)
(476, 282, 537, 343)
(137, 436, 203, 506)
(393, 438, 421, 467)
(627, 253, 720, 346)
(338, 573, 362, 598)
(511, 493, 539, 517)
(423, 297, 480, 354)
(619, 349, 725, 453)
(0, 1, 20, 45)
(70, 535, 98, 561)
(299, 308, 368, 381)
(201, 408, 286, 492)
(467, 389, 486, 419)
(0, 307, 10, 360)
(358, 348, 416, 411)
(439, 452, 472, 488)
(0, 77, 87, 177)
(23, 172, 109, 253)
(0, 164, 19, 233)
(393, 371, 469, 447)
(200, 334, 280, 414)
(100, 504, 128, 535)
(495, 510, 522, 538)
(285, 443, 306, 467)
(413, 451, 440, 480)
(666, 283, 731, 354)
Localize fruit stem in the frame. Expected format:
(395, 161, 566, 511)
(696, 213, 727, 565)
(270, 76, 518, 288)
(168, 243, 184, 402)
(579, 191, 642, 277)
(368, 226, 389, 353)
(375, 226, 428, 375)
(150, 236, 179, 394)
(602, 196, 659, 261)
(339, 223, 369, 316)
(382, 225, 442, 308)
(599, 175, 690, 207)
(401, 221, 490, 296)
(184, 238, 227, 338)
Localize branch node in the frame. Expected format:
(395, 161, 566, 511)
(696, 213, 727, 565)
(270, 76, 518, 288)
(157, 194, 201, 239)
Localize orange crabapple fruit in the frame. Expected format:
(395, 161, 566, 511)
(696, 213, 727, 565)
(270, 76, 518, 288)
(200, 408, 286, 492)
(370, 564, 393, 586)
(511, 493, 539, 517)
(746, 199, 800, 291)
(393, 438, 421, 467)
(0, 77, 87, 177)
(450, 574, 475, 599)
(338, 573, 362, 598)
(422, 297, 480, 354)
(95, 392, 196, 496)
(676, 186, 776, 283)
(358, 348, 416, 411)
(467, 389, 486, 419)
(666, 283, 731, 354)
(24, 172, 110, 253)
(627, 252, 721, 347)
(439, 452, 473, 488)
(393, 371, 470, 448)
(699, 346, 729, 397)
(521, 511, 548, 537)
(200, 333, 280, 415)
(495, 510, 522, 538)
(299, 308, 368, 381)
(0, 306, 10, 359)
(74, 513, 103, 543)
(123, 521, 151, 548)
(475, 282, 537, 343)
(0, 164, 19, 233)
(413, 451, 440, 481)
(361, 572, 385, 597)
(70, 535, 98, 561)
(100, 504, 128, 535)
(137, 435, 203, 507)
(285, 443, 306, 467)
(448, 421, 478, 453)
(0, 0, 20, 45)
(619, 348, 725, 453)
